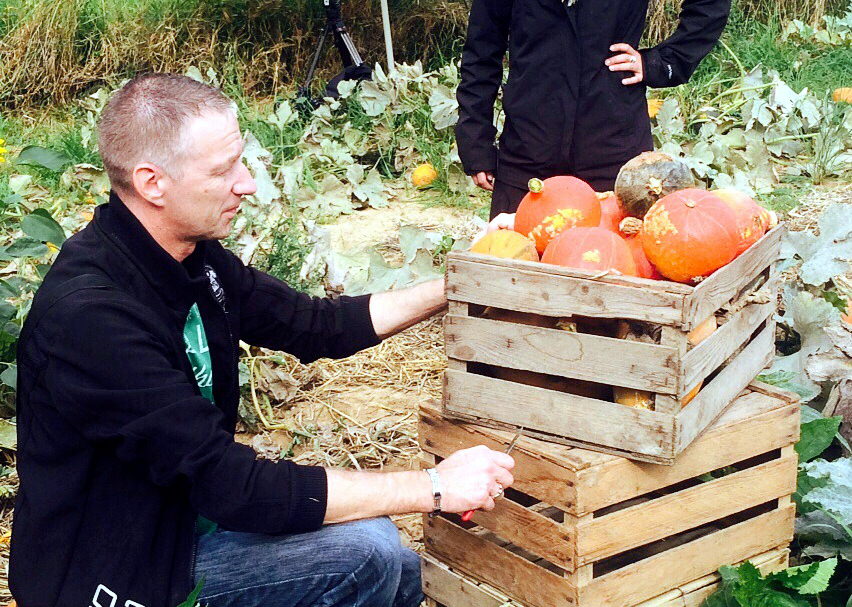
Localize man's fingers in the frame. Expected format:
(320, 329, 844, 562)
(495, 468, 514, 490)
(609, 43, 635, 54)
(606, 53, 635, 66)
(490, 451, 516, 470)
(622, 74, 643, 85)
(609, 62, 640, 73)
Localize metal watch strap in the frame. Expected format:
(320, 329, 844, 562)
(425, 468, 442, 517)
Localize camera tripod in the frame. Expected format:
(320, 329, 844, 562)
(298, 0, 372, 103)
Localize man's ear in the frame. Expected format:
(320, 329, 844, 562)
(131, 163, 168, 208)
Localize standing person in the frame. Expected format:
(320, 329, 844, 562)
(10, 73, 515, 607)
(456, 0, 731, 219)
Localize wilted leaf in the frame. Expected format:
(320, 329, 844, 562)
(293, 174, 354, 220)
(799, 458, 852, 523)
(0, 419, 15, 450)
(242, 132, 281, 207)
(359, 80, 392, 116)
(267, 101, 295, 129)
(353, 168, 388, 209)
(428, 84, 458, 130)
(784, 203, 852, 286)
(767, 558, 837, 594)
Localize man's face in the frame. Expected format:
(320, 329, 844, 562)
(161, 109, 257, 242)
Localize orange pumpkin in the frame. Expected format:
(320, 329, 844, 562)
(542, 227, 637, 276)
(598, 193, 626, 232)
(641, 189, 740, 284)
(680, 315, 719, 407)
(470, 230, 539, 261)
(618, 217, 664, 280)
(713, 189, 766, 255)
(614, 315, 717, 410)
(515, 177, 601, 254)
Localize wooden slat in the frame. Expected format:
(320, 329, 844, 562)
(419, 403, 580, 511)
(574, 395, 798, 514)
(421, 553, 513, 607)
(748, 380, 800, 404)
(447, 258, 685, 325)
(683, 225, 784, 331)
(466, 496, 574, 569)
(676, 323, 775, 452)
(579, 504, 795, 606)
(449, 251, 695, 294)
(575, 453, 798, 565)
(445, 314, 680, 393)
(444, 370, 675, 459)
(424, 516, 577, 607)
(634, 548, 789, 607)
(681, 298, 775, 396)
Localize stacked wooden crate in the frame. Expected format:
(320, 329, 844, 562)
(421, 226, 800, 606)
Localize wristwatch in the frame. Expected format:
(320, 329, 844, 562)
(425, 468, 442, 517)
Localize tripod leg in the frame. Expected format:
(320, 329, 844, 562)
(302, 26, 329, 94)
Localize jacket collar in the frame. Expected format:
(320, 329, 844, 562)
(93, 191, 210, 314)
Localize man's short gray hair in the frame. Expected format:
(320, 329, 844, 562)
(98, 73, 234, 192)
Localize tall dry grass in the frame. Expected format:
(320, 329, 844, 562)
(0, 0, 845, 108)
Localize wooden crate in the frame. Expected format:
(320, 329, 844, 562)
(443, 225, 785, 464)
(422, 548, 790, 607)
(420, 383, 799, 607)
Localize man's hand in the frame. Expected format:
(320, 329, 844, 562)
(435, 445, 515, 513)
(606, 43, 644, 85)
(472, 171, 495, 191)
(487, 212, 515, 233)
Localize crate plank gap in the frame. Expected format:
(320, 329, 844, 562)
(443, 225, 785, 464)
(420, 382, 799, 607)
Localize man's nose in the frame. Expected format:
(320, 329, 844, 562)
(234, 163, 257, 197)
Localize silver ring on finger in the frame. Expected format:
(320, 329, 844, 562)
(629, 55, 637, 64)
(491, 483, 504, 499)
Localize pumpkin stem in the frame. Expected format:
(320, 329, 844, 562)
(619, 217, 643, 236)
(528, 178, 544, 194)
(684, 199, 696, 208)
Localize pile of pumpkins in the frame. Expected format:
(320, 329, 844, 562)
(471, 151, 778, 284)
(468, 151, 779, 410)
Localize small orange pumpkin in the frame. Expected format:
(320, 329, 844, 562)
(542, 227, 637, 276)
(713, 189, 766, 255)
(641, 189, 740, 284)
(515, 176, 601, 254)
(470, 230, 539, 261)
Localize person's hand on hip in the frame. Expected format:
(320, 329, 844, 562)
(606, 43, 644, 85)
(472, 171, 495, 191)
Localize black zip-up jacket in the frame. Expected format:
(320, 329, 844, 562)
(455, 0, 730, 191)
(10, 193, 380, 607)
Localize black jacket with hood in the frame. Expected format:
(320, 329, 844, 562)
(455, 0, 731, 191)
(10, 193, 380, 607)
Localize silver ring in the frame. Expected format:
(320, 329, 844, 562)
(491, 483, 504, 499)
(629, 55, 637, 64)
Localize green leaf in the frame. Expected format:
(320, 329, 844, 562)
(768, 558, 837, 594)
(0, 302, 14, 326)
(21, 211, 66, 245)
(0, 419, 15, 451)
(15, 145, 73, 171)
(4, 237, 48, 258)
(796, 414, 842, 462)
(798, 458, 852, 522)
(175, 577, 204, 607)
(0, 280, 18, 298)
(0, 365, 16, 390)
(757, 370, 821, 402)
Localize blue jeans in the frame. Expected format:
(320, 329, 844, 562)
(193, 517, 424, 607)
